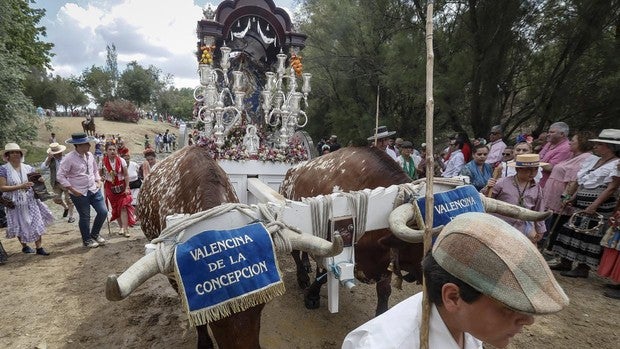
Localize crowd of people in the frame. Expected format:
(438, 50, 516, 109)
(362, 123, 620, 300)
(0, 121, 618, 347)
(0, 130, 162, 259)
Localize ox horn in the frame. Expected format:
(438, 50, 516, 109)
(281, 228, 344, 257)
(106, 252, 161, 301)
(389, 203, 442, 243)
(481, 195, 552, 221)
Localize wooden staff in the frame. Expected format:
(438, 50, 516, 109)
(485, 164, 502, 197)
(374, 85, 380, 147)
(421, 1, 435, 348)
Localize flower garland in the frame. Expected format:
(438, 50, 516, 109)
(195, 124, 309, 163)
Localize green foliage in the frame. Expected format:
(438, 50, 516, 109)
(23, 69, 88, 111)
(80, 65, 115, 107)
(298, 0, 619, 144)
(22, 66, 58, 109)
(153, 87, 195, 121)
(102, 100, 140, 123)
(2, 0, 54, 69)
(117, 61, 161, 107)
(0, 0, 53, 145)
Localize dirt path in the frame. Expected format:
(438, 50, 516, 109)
(0, 117, 618, 348)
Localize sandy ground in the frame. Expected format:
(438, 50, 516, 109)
(0, 117, 618, 348)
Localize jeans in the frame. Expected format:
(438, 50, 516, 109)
(69, 189, 108, 245)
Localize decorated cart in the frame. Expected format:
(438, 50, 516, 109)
(189, 0, 315, 203)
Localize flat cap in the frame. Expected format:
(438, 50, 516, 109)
(432, 212, 569, 314)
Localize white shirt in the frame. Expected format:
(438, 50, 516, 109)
(342, 292, 482, 349)
(386, 147, 398, 161)
(442, 150, 465, 178)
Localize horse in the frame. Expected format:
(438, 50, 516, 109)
(82, 118, 95, 136)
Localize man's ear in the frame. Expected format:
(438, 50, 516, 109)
(441, 283, 461, 312)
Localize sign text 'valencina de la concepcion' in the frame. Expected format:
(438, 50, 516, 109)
(175, 222, 283, 313)
(417, 185, 485, 227)
(188, 234, 269, 295)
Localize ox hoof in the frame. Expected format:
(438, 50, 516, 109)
(304, 296, 320, 310)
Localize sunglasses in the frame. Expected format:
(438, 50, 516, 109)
(502, 153, 512, 156)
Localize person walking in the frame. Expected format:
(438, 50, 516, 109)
(57, 133, 108, 248)
(0, 143, 53, 255)
(40, 142, 75, 223)
(101, 143, 136, 237)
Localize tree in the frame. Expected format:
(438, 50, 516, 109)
(106, 44, 119, 96)
(23, 66, 58, 109)
(153, 87, 195, 121)
(299, 0, 619, 145)
(80, 65, 115, 107)
(0, 0, 54, 145)
(117, 61, 162, 108)
(54, 76, 88, 112)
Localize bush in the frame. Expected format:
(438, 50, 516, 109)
(102, 100, 140, 123)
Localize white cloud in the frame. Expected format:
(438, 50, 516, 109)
(43, 1, 297, 88)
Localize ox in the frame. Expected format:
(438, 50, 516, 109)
(105, 146, 342, 349)
(280, 146, 550, 316)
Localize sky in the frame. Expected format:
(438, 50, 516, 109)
(37, 0, 298, 89)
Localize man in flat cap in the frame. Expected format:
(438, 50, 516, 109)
(342, 212, 569, 349)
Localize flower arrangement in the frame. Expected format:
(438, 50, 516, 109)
(196, 123, 309, 163)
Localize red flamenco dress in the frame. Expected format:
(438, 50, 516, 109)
(103, 155, 136, 226)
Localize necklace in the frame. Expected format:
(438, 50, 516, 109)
(513, 176, 529, 207)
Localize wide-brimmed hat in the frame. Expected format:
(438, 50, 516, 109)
(47, 142, 67, 155)
(1, 143, 27, 157)
(432, 212, 569, 314)
(367, 126, 396, 141)
(65, 132, 96, 145)
(508, 154, 549, 168)
(589, 129, 620, 145)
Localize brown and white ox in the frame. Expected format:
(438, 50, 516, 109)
(105, 146, 342, 349)
(280, 146, 550, 316)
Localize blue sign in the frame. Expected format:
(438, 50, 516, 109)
(416, 185, 485, 228)
(175, 222, 282, 312)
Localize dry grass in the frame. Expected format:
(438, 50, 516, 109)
(32, 116, 174, 162)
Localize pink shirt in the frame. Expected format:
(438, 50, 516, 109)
(538, 138, 572, 188)
(485, 139, 506, 164)
(542, 152, 590, 213)
(492, 176, 546, 237)
(57, 150, 101, 195)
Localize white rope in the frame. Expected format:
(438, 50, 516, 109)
(148, 202, 298, 275)
(304, 195, 332, 240)
(342, 190, 369, 242)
